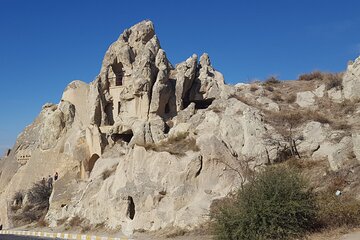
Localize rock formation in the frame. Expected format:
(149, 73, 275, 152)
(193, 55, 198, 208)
(1, 20, 360, 237)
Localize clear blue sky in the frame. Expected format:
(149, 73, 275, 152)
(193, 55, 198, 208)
(1, 0, 360, 153)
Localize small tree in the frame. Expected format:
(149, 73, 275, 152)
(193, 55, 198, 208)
(211, 166, 317, 240)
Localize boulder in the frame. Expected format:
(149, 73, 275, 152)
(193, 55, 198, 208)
(296, 91, 316, 107)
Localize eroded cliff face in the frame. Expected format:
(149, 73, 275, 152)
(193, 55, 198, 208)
(1, 20, 360, 235)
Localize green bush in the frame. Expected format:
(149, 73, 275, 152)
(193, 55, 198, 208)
(211, 166, 317, 240)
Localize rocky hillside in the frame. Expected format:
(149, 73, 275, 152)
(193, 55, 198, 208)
(1, 20, 360, 236)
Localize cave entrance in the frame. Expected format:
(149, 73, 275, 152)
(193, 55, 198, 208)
(193, 98, 215, 109)
(88, 154, 100, 174)
(111, 130, 133, 144)
(126, 196, 135, 220)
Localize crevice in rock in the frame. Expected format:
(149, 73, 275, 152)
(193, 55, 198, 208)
(164, 123, 170, 134)
(127, 196, 135, 220)
(311, 144, 321, 155)
(195, 156, 203, 178)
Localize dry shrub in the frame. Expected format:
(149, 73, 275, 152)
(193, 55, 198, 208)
(271, 93, 283, 102)
(81, 224, 91, 233)
(265, 85, 274, 92)
(316, 192, 360, 228)
(10, 205, 22, 212)
(265, 111, 304, 129)
(57, 217, 68, 226)
(286, 94, 297, 104)
(339, 99, 358, 115)
(286, 158, 321, 170)
(298, 71, 324, 81)
(27, 182, 52, 207)
(229, 94, 253, 107)
(325, 74, 343, 90)
(250, 85, 258, 92)
(298, 71, 343, 90)
(95, 222, 106, 230)
(12, 191, 24, 206)
(37, 218, 48, 227)
(146, 135, 199, 156)
(165, 228, 188, 238)
(264, 76, 281, 85)
(68, 216, 84, 227)
(332, 122, 352, 131)
(66, 216, 92, 233)
(10, 181, 52, 226)
(306, 111, 332, 124)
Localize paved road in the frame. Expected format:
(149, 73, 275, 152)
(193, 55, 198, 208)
(0, 235, 61, 240)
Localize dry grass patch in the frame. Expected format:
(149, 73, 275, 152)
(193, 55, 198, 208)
(264, 76, 281, 85)
(271, 92, 283, 102)
(265, 109, 332, 130)
(316, 192, 360, 228)
(249, 85, 259, 92)
(298, 71, 343, 90)
(68, 216, 84, 227)
(57, 217, 68, 226)
(145, 135, 199, 156)
(286, 93, 297, 104)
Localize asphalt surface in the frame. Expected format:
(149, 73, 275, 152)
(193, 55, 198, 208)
(0, 235, 61, 240)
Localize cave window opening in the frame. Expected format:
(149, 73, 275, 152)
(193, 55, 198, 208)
(111, 62, 124, 86)
(111, 130, 133, 144)
(127, 196, 135, 220)
(88, 154, 100, 174)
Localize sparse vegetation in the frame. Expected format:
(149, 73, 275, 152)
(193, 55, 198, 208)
(27, 182, 52, 206)
(298, 71, 343, 90)
(316, 192, 360, 228)
(264, 75, 281, 85)
(12, 191, 24, 206)
(271, 93, 283, 102)
(211, 166, 317, 240)
(68, 215, 84, 227)
(10, 181, 52, 226)
(57, 217, 68, 226)
(298, 71, 324, 81)
(286, 93, 297, 104)
(265, 85, 274, 92)
(65, 215, 92, 233)
(249, 85, 258, 92)
(145, 134, 199, 156)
